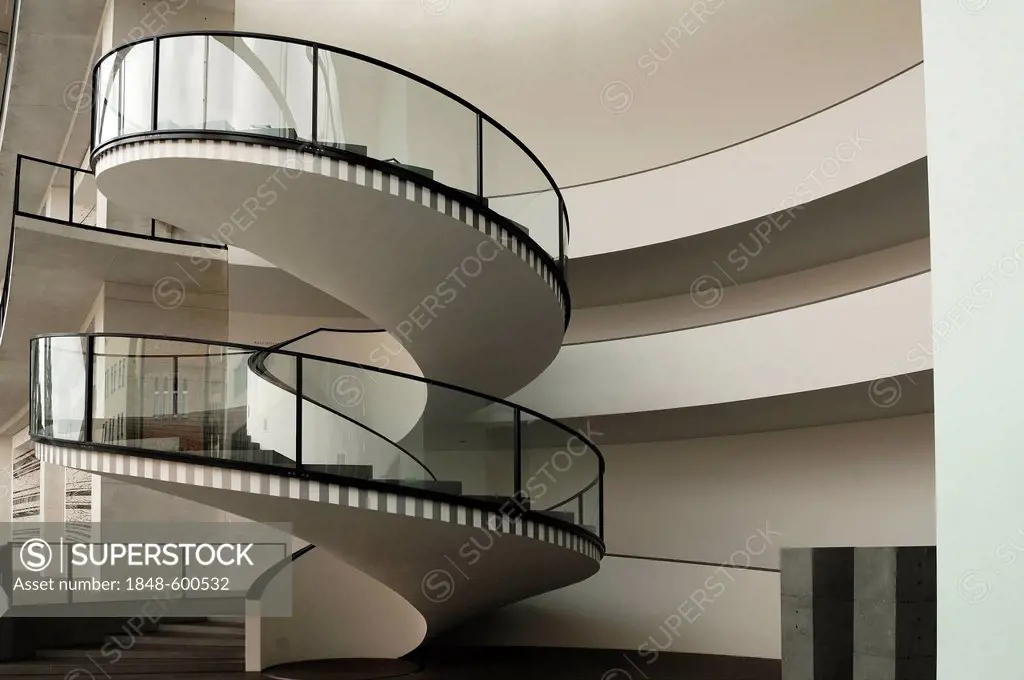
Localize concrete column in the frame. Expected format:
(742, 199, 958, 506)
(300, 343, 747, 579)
(920, 2, 1024, 677)
(781, 547, 854, 680)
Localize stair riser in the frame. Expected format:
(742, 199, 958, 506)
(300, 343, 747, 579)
(39, 649, 244, 660)
(156, 626, 244, 638)
(0, 661, 243, 675)
(105, 636, 243, 648)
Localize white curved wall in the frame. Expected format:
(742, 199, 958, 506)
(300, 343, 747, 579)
(249, 547, 425, 670)
(234, 0, 922, 188)
(444, 557, 781, 659)
(567, 239, 930, 343)
(443, 414, 935, 659)
(566, 65, 925, 256)
(515, 273, 933, 417)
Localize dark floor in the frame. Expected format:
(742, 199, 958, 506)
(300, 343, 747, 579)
(268, 647, 781, 680)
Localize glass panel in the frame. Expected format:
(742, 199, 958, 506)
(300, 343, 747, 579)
(298, 358, 433, 484)
(95, 51, 123, 146)
(89, 338, 296, 468)
(317, 52, 477, 194)
(120, 42, 154, 136)
(415, 389, 516, 498)
(482, 120, 561, 259)
(30, 337, 88, 441)
(519, 415, 600, 521)
(72, 171, 98, 226)
(156, 35, 209, 130)
(158, 36, 313, 140)
(580, 480, 601, 536)
(95, 43, 154, 146)
(17, 159, 70, 222)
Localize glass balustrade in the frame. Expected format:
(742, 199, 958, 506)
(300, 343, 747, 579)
(30, 334, 604, 540)
(92, 32, 569, 269)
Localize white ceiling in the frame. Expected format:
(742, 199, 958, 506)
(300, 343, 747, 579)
(235, 0, 923, 186)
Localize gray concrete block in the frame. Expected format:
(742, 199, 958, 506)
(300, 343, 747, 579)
(781, 548, 814, 597)
(896, 656, 935, 680)
(854, 547, 898, 602)
(854, 652, 895, 680)
(896, 547, 936, 603)
(813, 547, 855, 601)
(813, 599, 853, 680)
(853, 598, 896, 657)
(895, 601, 936, 657)
(781, 594, 814, 680)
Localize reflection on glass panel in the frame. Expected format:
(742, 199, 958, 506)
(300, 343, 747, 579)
(298, 358, 433, 484)
(317, 52, 477, 193)
(156, 36, 208, 130)
(580, 482, 601, 535)
(95, 44, 154, 145)
(85, 338, 296, 468)
(482, 120, 560, 259)
(121, 42, 154, 135)
(519, 414, 599, 519)
(414, 389, 516, 498)
(158, 36, 313, 139)
(73, 172, 98, 226)
(31, 337, 88, 441)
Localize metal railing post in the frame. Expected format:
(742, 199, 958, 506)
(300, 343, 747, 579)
(68, 169, 75, 224)
(476, 113, 484, 198)
(83, 336, 95, 442)
(151, 37, 160, 131)
(310, 46, 319, 143)
(513, 407, 522, 499)
(295, 357, 303, 469)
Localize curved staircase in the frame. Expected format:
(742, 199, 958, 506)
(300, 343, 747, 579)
(26, 31, 604, 669)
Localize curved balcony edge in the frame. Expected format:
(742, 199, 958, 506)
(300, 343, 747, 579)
(88, 30, 572, 272)
(90, 133, 572, 330)
(30, 434, 604, 553)
(29, 332, 606, 544)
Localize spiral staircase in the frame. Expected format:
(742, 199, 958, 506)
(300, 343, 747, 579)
(26, 31, 604, 670)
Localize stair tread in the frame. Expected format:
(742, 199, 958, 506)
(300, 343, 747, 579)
(158, 624, 244, 637)
(39, 648, 243, 660)
(0, 660, 243, 672)
(105, 635, 243, 648)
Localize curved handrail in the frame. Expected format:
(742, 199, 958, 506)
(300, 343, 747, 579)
(246, 349, 439, 483)
(248, 326, 441, 482)
(30, 332, 605, 540)
(247, 544, 316, 601)
(89, 30, 571, 268)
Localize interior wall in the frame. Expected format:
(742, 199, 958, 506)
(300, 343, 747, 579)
(567, 238, 930, 343)
(102, 282, 229, 341)
(441, 414, 935, 659)
(516, 273, 933, 417)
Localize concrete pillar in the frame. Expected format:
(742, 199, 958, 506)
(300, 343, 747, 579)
(781, 547, 937, 680)
(852, 548, 936, 680)
(781, 547, 854, 680)
(920, 2, 1024, 677)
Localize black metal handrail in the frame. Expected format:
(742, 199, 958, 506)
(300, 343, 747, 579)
(12, 154, 229, 249)
(30, 332, 605, 541)
(246, 348, 440, 483)
(89, 30, 571, 272)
